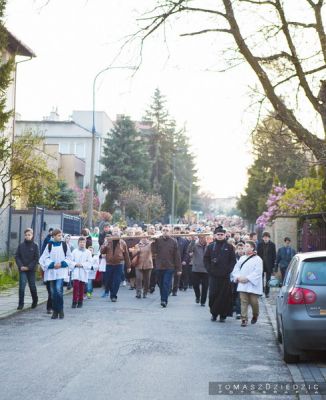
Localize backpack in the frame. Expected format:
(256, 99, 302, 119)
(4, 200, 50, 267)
(48, 241, 68, 257)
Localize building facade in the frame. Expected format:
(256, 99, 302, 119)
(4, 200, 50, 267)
(16, 110, 114, 203)
(0, 30, 35, 254)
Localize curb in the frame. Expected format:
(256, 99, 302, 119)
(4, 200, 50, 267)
(0, 287, 73, 320)
(262, 295, 309, 399)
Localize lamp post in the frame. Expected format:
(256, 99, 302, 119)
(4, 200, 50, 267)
(87, 65, 136, 229)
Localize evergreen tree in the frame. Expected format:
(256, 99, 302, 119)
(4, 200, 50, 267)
(237, 114, 311, 223)
(0, 0, 13, 132)
(237, 158, 273, 223)
(98, 115, 150, 210)
(143, 89, 198, 220)
(53, 180, 76, 210)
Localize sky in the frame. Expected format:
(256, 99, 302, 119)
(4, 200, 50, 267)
(5, 0, 257, 198)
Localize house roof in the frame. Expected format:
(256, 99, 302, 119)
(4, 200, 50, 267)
(6, 29, 36, 58)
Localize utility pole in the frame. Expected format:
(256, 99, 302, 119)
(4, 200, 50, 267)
(171, 153, 176, 225)
(188, 180, 192, 212)
(87, 65, 136, 229)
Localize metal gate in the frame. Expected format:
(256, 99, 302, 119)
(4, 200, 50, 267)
(298, 213, 326, 252)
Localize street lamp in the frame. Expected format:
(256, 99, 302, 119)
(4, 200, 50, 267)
(87, 65, 137, 229)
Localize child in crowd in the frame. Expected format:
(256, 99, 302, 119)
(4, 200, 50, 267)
(15, 228, 39, 311)
(86, 246, 99, 299)
(71, 237, 92, 308)
(39, 228, 72, 319)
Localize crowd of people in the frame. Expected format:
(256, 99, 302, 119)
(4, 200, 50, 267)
(14, 221, 297, 327)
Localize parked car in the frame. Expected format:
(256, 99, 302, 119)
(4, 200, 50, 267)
(276, 251, 326, 363)
(67, 236, 102, 287)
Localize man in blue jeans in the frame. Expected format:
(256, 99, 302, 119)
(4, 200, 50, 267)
(151, 227, 182, 308)
(100, 227, 131, 302)
(39, 229, 72, 319)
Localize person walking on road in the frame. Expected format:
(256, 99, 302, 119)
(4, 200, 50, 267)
(70, 237, 92, 308)
(39, 229, 72, 319)
(41, 228, 53, 253)
(172, 226, 189, 295)
(15, 228, 39, 311)
(232, 241, 263, 327)
(257, 232, 276, 298)
(187, 234, 208, 306)
(233, 242, 245, 319)
(204, 225, 236, 322)
(151, 227, 182, 308)
(130, 233, 153, 299)
(276, 237, 296, 282)
(100, 227, 131, 302)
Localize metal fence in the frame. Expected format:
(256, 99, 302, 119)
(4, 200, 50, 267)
(298, 213, 326, 252)
(9, 207, 82, 255)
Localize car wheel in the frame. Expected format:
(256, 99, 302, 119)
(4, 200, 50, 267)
(282, 327, 300, 363)
(276, 316, 282, 344)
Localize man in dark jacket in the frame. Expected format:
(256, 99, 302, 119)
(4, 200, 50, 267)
(151, 227, 182, 308)
(15, 228, 40, 310)
(41, 228, 53, 253)
(257, 231, 276, 297)
(172, 226, 189, 295)
(98, 223, 111, 247)
(204, 225, 236, 322)
(276, 237, 296, 282)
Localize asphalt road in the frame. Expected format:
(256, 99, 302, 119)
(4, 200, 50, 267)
(0, 286, 296, 400)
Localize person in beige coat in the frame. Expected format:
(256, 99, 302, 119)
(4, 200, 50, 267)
(130, 234, 153, 298)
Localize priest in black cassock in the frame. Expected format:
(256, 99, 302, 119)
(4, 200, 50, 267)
(204, 225, 236, 322)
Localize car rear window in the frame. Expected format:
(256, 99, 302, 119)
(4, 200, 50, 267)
(300, 258, 326, 286)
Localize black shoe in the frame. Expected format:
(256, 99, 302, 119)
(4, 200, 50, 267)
(149, 288, 155, 294)
(196, 297, 200, 304)
(211, 316, 217, 322)
(111, 298, 117, 302)
(59, 311, 64, 319)
(241, 320, 247, 327)
(236, 314, 241, 320)
(129, 287, 135, 290)
(201, 303, 205, 307)
(17, 305, 24, 310)
(161, 301, 167, 308)
(251, 316, 258, 324)
(265, 293, 269, 298)
(77, 302, 83, 308)
(72, 302, 77, 308)
(51, 312, 58, 319)
(31, 301, 38, 309)
(219, 316, 226, 323)
(47, 309, 52, 314)
(135, 294, 141, 299)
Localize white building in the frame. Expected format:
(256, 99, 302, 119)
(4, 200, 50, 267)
(15, 110, 114, 203)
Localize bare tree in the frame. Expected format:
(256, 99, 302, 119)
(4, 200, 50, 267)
(136, 0, 326, 167)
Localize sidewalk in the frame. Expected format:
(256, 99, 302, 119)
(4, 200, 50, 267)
(0, 281, 71, 319)
(263, 287, 326, 399)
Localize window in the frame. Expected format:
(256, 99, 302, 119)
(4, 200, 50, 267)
(59, 142, 70, 154)
(284, 258, 298, 286)
(74, 143, 85, 159)
(75, 173, 84, 189)
(300, 258, 326, 286)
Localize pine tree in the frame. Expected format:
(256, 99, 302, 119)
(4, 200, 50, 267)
(0, 0, 14, 132)
(143, 89, 198, 220)
(98, 115, 150, 210)
(143, 88, 171, 192)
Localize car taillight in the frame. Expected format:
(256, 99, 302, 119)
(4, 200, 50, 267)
(288, 288, 317, 304)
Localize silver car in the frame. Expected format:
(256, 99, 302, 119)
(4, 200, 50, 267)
(276, 251, 326, 363)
